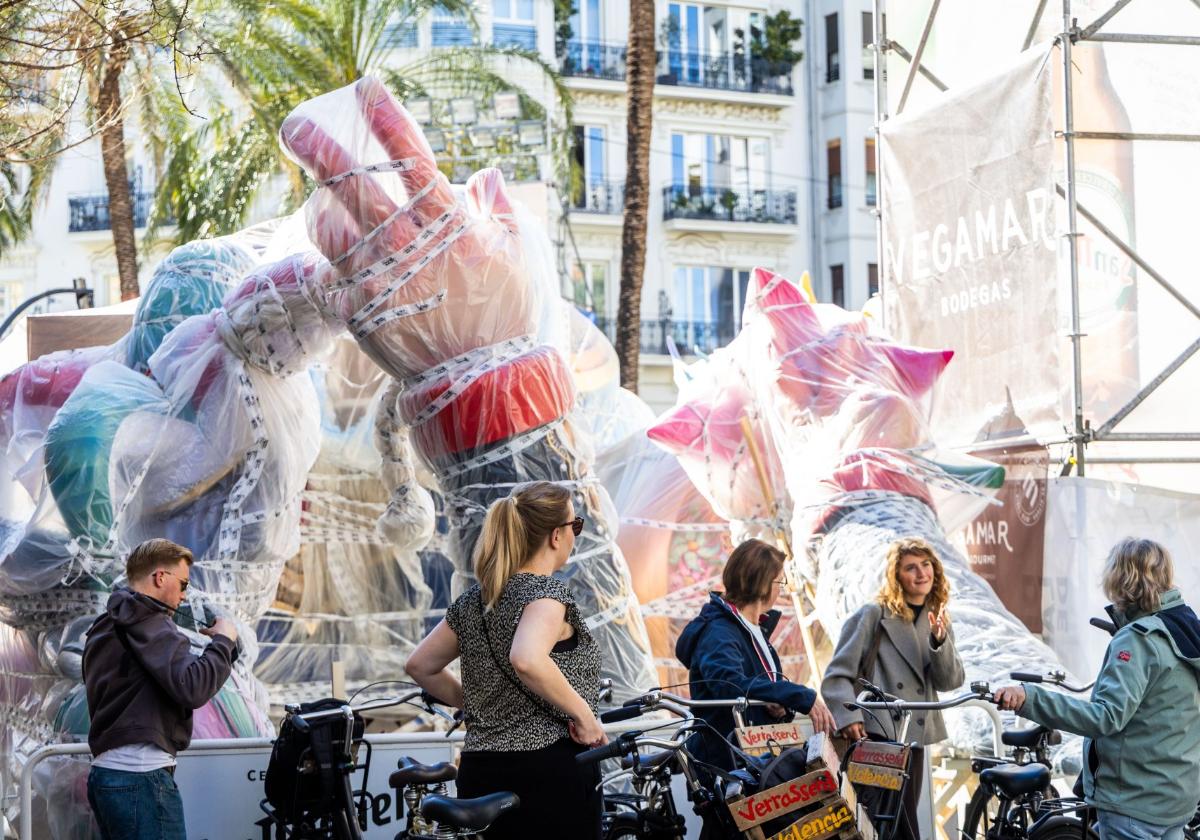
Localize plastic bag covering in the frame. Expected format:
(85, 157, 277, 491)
(255, 337, 446, 705)
(278, 76, 655, 700)
(124, 235, 258, 374)
(738, 269, 1077, 762)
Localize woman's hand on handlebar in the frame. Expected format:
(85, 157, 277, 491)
(994, 685, 1027, 712)
(841, 722, 867, 741)
(570, 714, 609, 748)
(807, 697, 837, 734)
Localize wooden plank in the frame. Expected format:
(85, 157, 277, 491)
(26, 310, 133, 360)
(735, 721, 807, 756)
(764, 798, 858, 840)
(846, 761, 905, 791)
(806, 732, 842, 777)
(848, 741, 909, 771)
(726, 769, 841, 832)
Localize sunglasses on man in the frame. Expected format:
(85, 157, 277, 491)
(157, 569, 189, 592)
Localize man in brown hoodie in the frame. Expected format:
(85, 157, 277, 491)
(82, 539, 239, 840)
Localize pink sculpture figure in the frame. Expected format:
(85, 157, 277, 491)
(651, 267, 1080, 762)
(278, 77, 655, 699)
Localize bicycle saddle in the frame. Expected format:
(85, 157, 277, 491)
(420, 792, 520, 831)
(1001, 725, 1061, 749)
(389, 757, 457, 787)
(621, 749, 674, 771)
(980, 763, 1051, 799)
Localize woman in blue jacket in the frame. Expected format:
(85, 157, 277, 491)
(675, 538, 836, 769)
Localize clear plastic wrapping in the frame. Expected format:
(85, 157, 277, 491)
(648, 267, 1080, 761)
(278, 77, 656, 699)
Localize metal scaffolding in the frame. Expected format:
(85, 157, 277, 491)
(873, 0, 1200, 474)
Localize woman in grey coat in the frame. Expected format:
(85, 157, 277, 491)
(821, 536, 966, 745)
(821, 537, 966, 840)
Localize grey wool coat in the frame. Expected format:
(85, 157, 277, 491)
(821, 601, 965, 746)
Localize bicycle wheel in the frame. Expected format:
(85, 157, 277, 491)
(962, 786, 1001, 840)
(603, 814, 642, 840)
(962, 784, 1066, 840)
(1029, 816, 1098, 840)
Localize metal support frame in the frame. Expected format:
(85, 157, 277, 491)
(1060, 0, 1089, 475)
(876, 0, 1200, 470)
(896, 0, 941, 115)
(874, 0, 889, 330)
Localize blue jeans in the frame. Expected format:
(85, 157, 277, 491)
(1095, 810, 1187, 840)
(87, 766, 186, 840)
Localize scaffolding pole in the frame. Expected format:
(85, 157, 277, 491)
(1060, 0, 1088, 476)
(874, 0, 888, 330)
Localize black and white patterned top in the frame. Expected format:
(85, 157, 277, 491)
(446, 573, 601, 752)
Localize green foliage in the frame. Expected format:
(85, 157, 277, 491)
(752, 11, 804, 67)
(155, 0, 572, 242)
(553, 0, 576, 58)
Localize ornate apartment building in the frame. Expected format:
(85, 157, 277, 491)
(0, 0, 883, 411)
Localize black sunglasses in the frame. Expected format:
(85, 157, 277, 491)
(559, 516, 584, 536)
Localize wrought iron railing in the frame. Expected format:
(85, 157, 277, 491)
(560, 41, 794, 94)
(662, 185, 797, 225)
(559, 40, 627, 81)
(68, 191, 158, 233)
(591, 316, 738, 355)
(656, 50, 794, 95)
(570, 180, 625, 215)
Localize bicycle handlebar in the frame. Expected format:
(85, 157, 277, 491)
(1009, 671, 1093, 693)
(577, 736, 633, 765)
(852, 687, 993, 711)
(600, 706, 644, 724)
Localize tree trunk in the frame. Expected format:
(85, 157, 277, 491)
(95, 30, 138, 300)
(616, 0, 656, 391)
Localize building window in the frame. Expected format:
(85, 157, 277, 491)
(432, 3, 474, 46)
(671, 266, 751, 352)
(862, 12, 874, 80)
(493, 0, 536, 49)
(831, 265, 845, 307)
(825, 13, 840, 83)
(827, 140, 842, 209)
(0, 280, 24, 316)
(571, 261, 609, 318)
(382, 21, 419, 49)
(868, 263, 879, 297)
(865, 138, 877, 206)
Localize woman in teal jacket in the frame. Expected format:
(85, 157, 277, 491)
(996, 538, 1200, 840)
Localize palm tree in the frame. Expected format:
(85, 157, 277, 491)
(154, 0, 571, 242)
(0, 2, 182, 297)
(616, 0, 655, 391)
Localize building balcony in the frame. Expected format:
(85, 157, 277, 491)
(657, 50, 794, 96)
(662, 186, 797, 226)
(570, 180, 625, 216)
(560, 40, 627, 82)
(559, 42, 794, 96)
(68, 191, 159, 233)
(593, 315, 738, 355)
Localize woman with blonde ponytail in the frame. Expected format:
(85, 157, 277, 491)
(405, 481, 606, 839)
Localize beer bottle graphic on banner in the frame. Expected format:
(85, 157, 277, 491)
(1057, 42, 1140, 424)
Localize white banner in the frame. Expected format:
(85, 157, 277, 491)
(881, 47, 1061, 446)
(1041, 477, 1200, 679)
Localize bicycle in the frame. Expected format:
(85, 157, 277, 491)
(390, 678, 614, 839)
(960, 670, 1094, 840)
(586, 688, 777, 840)
(850, 680, 1098, 840)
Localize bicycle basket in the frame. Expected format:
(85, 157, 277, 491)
(264, 697, 366, 823)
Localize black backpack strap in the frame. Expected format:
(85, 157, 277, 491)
(478, 592, 573, 724)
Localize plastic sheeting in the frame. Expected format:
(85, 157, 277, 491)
(0, 235, 335, 835)
(278, 76, 656, 701)
(647, 267, 1081, 764)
